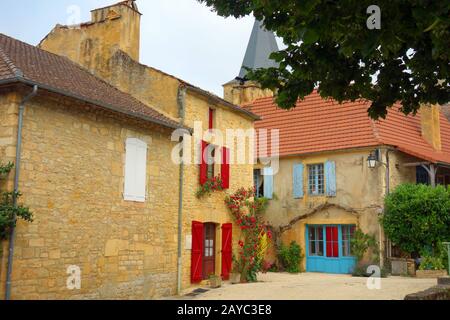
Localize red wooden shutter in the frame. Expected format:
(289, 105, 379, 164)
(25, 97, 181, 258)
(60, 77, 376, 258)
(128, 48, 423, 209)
(209, 108, 214, 130)
(191, 221, 204, 283)
(221, 223, 233, 280)
(221, 147, 230, 189)
(200, 141, 208, 185)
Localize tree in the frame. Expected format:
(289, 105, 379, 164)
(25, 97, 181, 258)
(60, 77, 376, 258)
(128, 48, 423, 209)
(382, 184, 450, 256)
(199, 0, 449, 119)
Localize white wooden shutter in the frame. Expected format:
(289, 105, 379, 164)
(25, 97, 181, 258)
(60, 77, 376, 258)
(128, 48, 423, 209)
(124, 138, 147, 202)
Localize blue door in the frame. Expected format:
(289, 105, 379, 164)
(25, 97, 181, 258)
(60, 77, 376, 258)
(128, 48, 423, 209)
(306, 225, 357, 274)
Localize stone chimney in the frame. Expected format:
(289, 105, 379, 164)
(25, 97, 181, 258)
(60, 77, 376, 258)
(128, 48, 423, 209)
(421, 104, 442, 151)
(39, 0, 141, 73)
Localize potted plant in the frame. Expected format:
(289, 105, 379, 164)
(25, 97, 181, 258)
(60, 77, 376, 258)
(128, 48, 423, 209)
(209, 274, 222, 289)
(230, 255, 241, 284)
(416, 255, 448, 278)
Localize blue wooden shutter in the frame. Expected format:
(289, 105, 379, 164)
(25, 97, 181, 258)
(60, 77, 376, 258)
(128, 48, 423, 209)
(293, 163, 304, 198)
(325, 161, 337, 197)
(263, 167, 274, 199)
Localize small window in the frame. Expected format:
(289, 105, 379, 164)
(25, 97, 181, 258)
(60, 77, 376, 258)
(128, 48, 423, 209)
(206, 144, 216, 180)
(253, 169, 264, 198)
(308, 164, 325, 195)
(308, 226, 324, 256)
(342, 225, 356, 257)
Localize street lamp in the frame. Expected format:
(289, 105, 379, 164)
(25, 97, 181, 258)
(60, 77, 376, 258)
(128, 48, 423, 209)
(367, 153, 377, 169)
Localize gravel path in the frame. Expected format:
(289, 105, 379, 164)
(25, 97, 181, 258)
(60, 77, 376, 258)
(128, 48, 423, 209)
(184, 273, 436, 300)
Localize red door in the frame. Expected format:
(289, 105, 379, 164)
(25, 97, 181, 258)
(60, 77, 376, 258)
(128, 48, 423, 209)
(326, 226, 339, 258)
(221, 224, 232, 280)
(203, 223, 216, 280)
(191, 221, 204, 283)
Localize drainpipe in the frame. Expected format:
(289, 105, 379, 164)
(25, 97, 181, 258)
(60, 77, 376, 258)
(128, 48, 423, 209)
(380, 148, 391, 267)
(5, 85, 38, 300)
(176, 86, 187, 296)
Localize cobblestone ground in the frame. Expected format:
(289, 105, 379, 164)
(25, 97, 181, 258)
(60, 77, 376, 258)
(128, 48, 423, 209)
(179, 273, 437, 300)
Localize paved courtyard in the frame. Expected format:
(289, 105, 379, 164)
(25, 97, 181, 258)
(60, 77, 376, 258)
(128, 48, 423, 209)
(184, 273, 437, 300)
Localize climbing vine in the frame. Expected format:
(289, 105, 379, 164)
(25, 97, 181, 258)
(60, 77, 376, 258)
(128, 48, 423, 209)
(225, 187, 271, 282)
(0, 162, 33, 240)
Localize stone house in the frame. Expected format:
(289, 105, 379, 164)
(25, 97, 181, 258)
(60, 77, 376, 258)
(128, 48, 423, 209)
(223, 20, 450, 274)
(0, 1, 257, 299)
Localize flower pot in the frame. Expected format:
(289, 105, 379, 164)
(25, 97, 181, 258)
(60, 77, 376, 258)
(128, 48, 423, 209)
(209, 276, 222, 289)
(230, 273, 241, 284)
(416, 270, 448, 279)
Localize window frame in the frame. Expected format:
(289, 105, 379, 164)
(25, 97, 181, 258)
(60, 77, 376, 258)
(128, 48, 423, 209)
(308, 163, 325, 196)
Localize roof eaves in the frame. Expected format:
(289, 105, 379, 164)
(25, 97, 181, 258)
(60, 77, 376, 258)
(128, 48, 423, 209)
(0, 77, 191, 133)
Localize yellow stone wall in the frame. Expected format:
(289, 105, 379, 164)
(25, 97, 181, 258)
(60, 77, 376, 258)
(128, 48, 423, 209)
(39, 2, 140, 75)
(0, 91, 20, 296)
(1, 93, 181, 299)
(265, 148, 417, 269)
(223, 81, 274, 106)
(180, 91, 254, 289)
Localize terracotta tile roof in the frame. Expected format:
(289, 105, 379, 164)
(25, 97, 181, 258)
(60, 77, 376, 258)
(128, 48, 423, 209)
(249, 91, 450, 164)
(0, 33, 185, 130)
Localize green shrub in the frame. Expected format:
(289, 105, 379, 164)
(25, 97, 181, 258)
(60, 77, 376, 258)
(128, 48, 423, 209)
(419, 255, 445, 271)
(351, 229, 380, 264)
(382, 184, 450, 255)
(278, 241, 304, 273)
(0, 162, 33, 240)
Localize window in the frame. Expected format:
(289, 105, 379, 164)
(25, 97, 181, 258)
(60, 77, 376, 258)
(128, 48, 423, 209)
(308, 226, 324, 256)
(342, 225, 356, 257)
(208, 108, 215, 131)
(308, 164, 325, 195)
(253, 169, 264, 198)
(124, 138, 147, 202)
(206, 144, 216, 180)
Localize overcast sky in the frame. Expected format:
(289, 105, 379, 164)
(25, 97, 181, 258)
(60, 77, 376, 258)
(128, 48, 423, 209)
(0, 0, 282, 97)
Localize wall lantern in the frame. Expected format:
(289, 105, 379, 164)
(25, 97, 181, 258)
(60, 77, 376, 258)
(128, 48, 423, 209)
(367, 153, 378, 169)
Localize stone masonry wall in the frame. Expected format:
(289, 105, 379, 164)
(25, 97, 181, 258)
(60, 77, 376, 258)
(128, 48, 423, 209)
(1, 92, 180, 299)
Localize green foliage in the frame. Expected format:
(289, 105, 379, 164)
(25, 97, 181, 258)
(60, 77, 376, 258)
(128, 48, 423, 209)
(351, 229, 380, 264)
(0, 162, 13, 176)
(278, 241, 304, 273)
(382, 184, 450, 255)
(225, 188, 272, 283)
(198, 0, 449, 119)
(0, 162, 33, 240)
(196, 175, 223, 198)
(419, 255, 445, 271)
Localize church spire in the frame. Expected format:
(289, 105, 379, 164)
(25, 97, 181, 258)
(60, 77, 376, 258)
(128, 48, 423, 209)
(238, 19, 279, 79)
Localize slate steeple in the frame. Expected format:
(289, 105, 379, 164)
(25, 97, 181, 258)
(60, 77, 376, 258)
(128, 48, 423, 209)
(223, 19, 279, 106)
(238, 20, 279, 79)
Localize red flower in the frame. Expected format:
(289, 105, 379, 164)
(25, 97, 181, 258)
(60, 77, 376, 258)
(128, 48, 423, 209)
(238, 240, 244, 248)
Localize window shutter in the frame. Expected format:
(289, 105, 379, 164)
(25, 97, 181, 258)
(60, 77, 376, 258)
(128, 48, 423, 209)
(263, 167, 274, 199)
(293, 163, 304, 199)
(209, 108, 214, 130)
(325, 161, 337, 197)
(124, 138, 147, 202)
(221, 223, 232, 280)
(199, 141, 208, 185)
(191, 221, 204, 283)
(221, 147, 230, 189)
